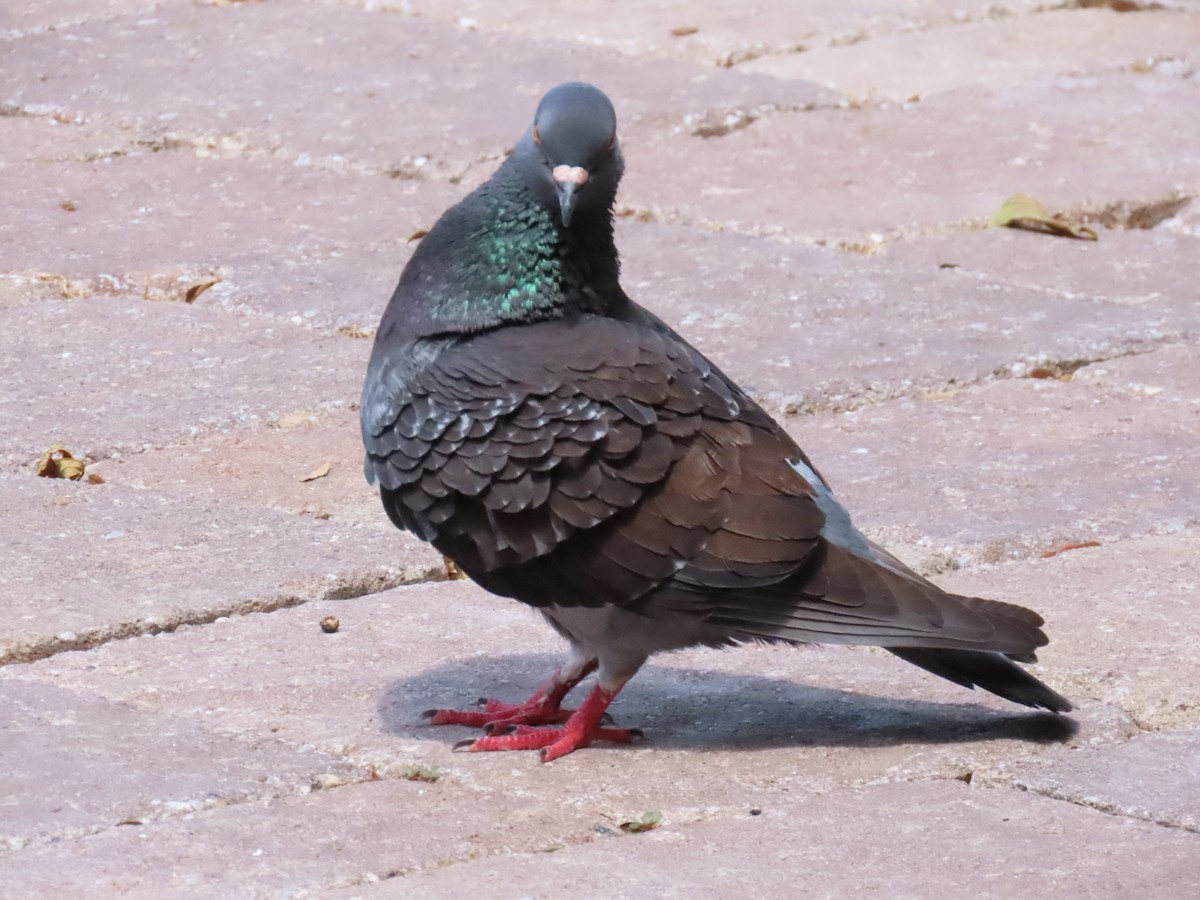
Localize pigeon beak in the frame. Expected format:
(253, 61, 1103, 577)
(552, 165, 589, 227)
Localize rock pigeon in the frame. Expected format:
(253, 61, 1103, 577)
(361, 82, 1071, 762)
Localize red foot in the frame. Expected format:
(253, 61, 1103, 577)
(423, 698, 572, 729)
(454, 684, 637, 762)
(421, 660, 598, 730)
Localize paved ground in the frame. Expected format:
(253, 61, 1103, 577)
(2, 1, 1198, 896)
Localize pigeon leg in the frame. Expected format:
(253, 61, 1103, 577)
(454, 681, 640, 762)
(422, 657, 598, 729)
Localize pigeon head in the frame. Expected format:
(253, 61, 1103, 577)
(375, 82, 627, 339)
(523, 82, 623, 228)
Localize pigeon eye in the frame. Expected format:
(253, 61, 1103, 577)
(534, 125, 542, 145)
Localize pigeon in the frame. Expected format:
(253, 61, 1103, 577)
(360, 82, 1071, 762)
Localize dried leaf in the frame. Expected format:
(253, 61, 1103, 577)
(407, 229, 429, 243)
(184, 278, 221, 303)
(400, 764, 441, 783)
(299, 462, 331, 482)
(1029, 367, 1074, 382)
(86, 471, 106, 484)
(443, 557, 464, 580)
(670, 26, 699, 37)
(277, 411, 315, 428)
(60, 200, 78, 212)
(337, 323, 373, 339)
(990, 193, 1097, 241)
(36, 444, 88, 481)
(619, 810, 663, 833)
(1041, 540, 1102, 559)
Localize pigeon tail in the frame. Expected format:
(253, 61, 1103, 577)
(887, 647, 1073, 712)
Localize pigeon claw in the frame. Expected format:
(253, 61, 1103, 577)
(442, 683, 633, 761)
(455, 722, 641, 761)
(418, 664, 633, 761)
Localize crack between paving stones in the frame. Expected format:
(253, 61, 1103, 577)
(24, 98, 1193, 255)
(324, 818, 638, 890)
(0, 754, 438, 854)
(761, 337, 1172, 419)
(1012, 782, 1200, 835)
(339, 0, 1081, 71)
(0, 395, 359, 478)
(714, 0, 1164, 71)
(0, 1, 162, 43)
(618, 185, 1198, 253)
(0, 562, 445, 668)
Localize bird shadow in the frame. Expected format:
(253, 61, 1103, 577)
(378, 652, 1077, 753)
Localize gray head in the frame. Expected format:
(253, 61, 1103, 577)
(522, 82, 623, 228)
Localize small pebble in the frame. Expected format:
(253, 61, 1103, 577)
(320, 615, 340, 634)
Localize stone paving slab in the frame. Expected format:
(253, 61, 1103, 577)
(0, 0, 159, 34)
(56, 214, 1191, 406)
(93, 407, 381, 524)
(0, 295, 368, 465)
(1074, 340, 1200, 395)
(0, 112, 135, 163)
(789, 343, 1200, 567)
(0, 767, 602, 898)
(2, 531, 1193, 892)
(0, 473, 440, 665)
(92, 336, 1200, 580)
(3, 0, 1198, 893)
(358, 782, 1200, 900)
(879, 227, 1200, 305)
(1162, 195, 1200, 238)
(7, 166, 1195, 412)
(1, 679, 360, 848)
(999, 727, 1200, 833)
(618, 221, 1199, 406)
(621, 71, 1200, 240)
(742, 8, 1200, 100)
(0, 580, 1098, 768)
(348, 0, 1047, 68)
(0, 123, 459, 304)
(938, 530, 1200, 732)
(17, 529, 1189, 755)
(0, 2, 830, 181)
(0, 577, 1147, 896)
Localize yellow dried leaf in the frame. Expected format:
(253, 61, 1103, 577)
(407, 229, 429, 243)
(990, 193, 1097, 241)
(670, 26, 699, 36)
(443, 557, 464, 580)
(299, 462, 331, 483)
(184, 278, 221, 303)
(338, 323, 373, 339)
(1041, 540, 1102, 559)
(36, 444, 88, 480)
(400, 764, 441, 783)
(277, 411, 315, 428)
(619, 810, 663, 833)
(60, 200, 78, 212)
